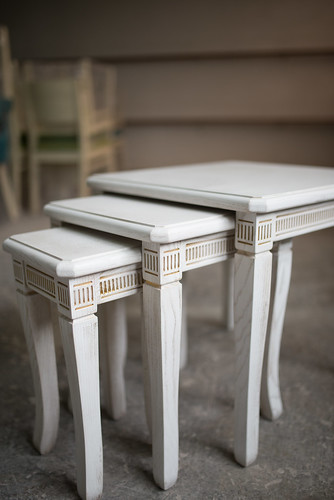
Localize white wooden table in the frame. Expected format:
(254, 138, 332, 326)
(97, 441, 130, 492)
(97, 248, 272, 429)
(86, 160, 334, 467)
(45, 194, 236, 490)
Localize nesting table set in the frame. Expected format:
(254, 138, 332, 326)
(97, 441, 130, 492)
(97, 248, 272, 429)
(4, 160, 334, 499)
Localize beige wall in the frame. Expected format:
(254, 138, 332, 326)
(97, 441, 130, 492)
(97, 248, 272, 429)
(116, 55, 334, 168)
(3, 0, 334, 202)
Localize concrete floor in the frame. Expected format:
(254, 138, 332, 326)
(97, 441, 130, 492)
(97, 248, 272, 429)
(0, 213, 333, 499)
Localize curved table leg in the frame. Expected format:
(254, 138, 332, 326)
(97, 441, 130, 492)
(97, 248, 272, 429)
(16, 290, 59, 455)
(59, 313, 103, 500)
(99, 300, 127, 420)
(180, 273, 188, 370)
(261, 239, 293, 420)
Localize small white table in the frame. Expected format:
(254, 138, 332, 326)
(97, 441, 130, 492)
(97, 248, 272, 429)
(87, 160, 334, 466)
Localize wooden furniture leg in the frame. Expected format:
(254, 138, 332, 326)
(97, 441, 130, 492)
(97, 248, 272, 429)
(261, 239, 293, 420)
(29, 155, 40, 213)
(0, 163, 19, 221)
(180, 273, 188, 369)
(233, 250, 272, 466)
(224, 258, 234, 331)
(99, 300, 127, 420)
(59, 314, 103, 500)
(16, 290, 59, 455)
(143, 280, 182, 490)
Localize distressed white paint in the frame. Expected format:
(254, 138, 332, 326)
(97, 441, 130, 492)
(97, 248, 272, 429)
(88, 161, 334, 213)
(233, 250, 272, 466)
(16, 290, 59, 455)
(44, 193, 235, 243)
(143, 281, 182, 490)
(59, 314, 103, 500)
(99, 300, 127, 420)
(261, 240, 293, 420)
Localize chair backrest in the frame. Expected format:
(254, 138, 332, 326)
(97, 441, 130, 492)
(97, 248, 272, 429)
(0, 26, 14, 98)
(23, 59, 117, 124)
(25, 79, 80, 130)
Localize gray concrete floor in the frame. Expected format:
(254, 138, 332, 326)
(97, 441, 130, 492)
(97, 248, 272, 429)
(0, 213, 333, 499)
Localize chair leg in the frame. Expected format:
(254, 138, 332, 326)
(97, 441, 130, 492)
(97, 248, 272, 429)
(28, 156, 40, 213)
(16, 290, 59, 455)
(59, 313, 103, 500)
(261, 240, 293, 420)
(78, 160, 90, 197)
(99, 300, 127, 420)
(0, 163, 19, 221)
(142, 281, 182, 490)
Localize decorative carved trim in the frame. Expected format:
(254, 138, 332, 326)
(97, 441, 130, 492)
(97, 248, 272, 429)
(163, 248, 180, 276)
(13, 259, 24, 284)
(25, 265, 56, 298)
(275, 205, 334, 237)
(99, 269, 142, 300)
(257, 219, 273, 246)
(73, 281, 94, 311)
(237, 219, 254, 246)
(143, 248, 159, 276)
(57, 282, 70, 310)
(185, 234, 234, 266)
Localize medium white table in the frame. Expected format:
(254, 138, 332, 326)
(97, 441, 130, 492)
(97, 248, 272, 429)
(87, 160, 334, 467)
(45, 194, 236, 490)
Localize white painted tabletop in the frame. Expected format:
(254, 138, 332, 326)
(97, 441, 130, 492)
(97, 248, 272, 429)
(44, 194, 235, 243)
(88, 161, 334, 213)
(3, 226, 141, 278)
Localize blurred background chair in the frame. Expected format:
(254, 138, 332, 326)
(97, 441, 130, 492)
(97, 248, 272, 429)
(0, 98, 19, 220)
(22, 59, 119, 212)
(0, 26, 22, 209)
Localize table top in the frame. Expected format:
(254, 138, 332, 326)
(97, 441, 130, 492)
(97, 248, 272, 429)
(88, 161, 334, 213)
(4, 226, 141, 278)
(44, 194, 235, 244)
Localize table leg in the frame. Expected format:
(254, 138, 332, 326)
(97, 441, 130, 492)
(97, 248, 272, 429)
(261, 239, 293, 420)
(59, 313, 103, 500)
(99, 300, 127, 420)
(16, 290, 59, 455)
(224, 258, 235, 331)
(234, 250, 272, 466)
(180, 273, 188, 370)
(143, 281, 182, 490)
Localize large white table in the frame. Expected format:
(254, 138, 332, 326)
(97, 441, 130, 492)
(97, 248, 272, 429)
(87, 160, 334, 466)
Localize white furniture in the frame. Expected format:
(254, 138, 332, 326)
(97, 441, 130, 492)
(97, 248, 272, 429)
(45, 192, 292, 488)
(4, 226, 142, 500)
(45, 194, 237, 489)
(23, 60, 118, 212)
(87, 160, 334, 466)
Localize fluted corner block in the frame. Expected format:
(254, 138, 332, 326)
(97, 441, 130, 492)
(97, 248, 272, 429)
(235, 213, 274, 254)
(142, 242, 182, 286)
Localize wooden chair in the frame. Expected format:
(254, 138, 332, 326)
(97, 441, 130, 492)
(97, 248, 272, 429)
(0, 26, 22, 206)
(22, 60, 118, 213)
(0, 98, 19, 220)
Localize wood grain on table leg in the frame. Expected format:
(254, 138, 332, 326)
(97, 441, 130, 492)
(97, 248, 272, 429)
(99, 299, 127, 420)
(16, 290, 59, 455)
(233, 250, 272, 466)
(59, 313, 103, 500)
(261, 239, 293, 421)
(143, 281, 182, 490)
